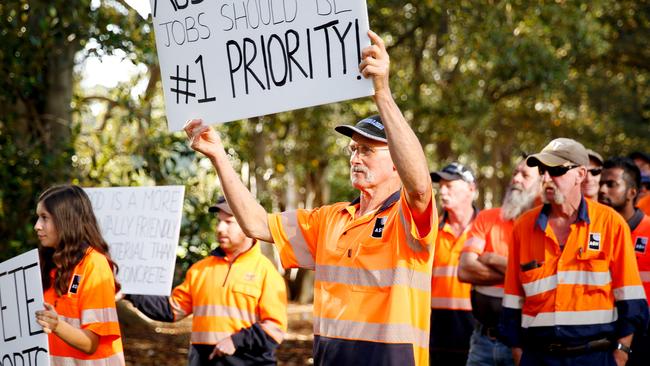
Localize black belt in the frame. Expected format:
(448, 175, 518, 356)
(533, 338, 612, 356)
(476, 323, 499, 339)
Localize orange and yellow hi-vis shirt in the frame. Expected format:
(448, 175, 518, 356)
(170, 244, 287, 347)
(268, 189, 436, 366)
(629, 209, 650, 298)
(638, 195, 650, 216)
(462, 208, 513, 299)
(430, 210, 476, 311)
(44, 247, 124, 366)
(500, 198, 649, 348)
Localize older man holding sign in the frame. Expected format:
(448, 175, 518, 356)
(185, 30, 436, 366)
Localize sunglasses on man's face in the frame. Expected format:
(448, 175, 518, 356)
(538, 164, 580, 177)
(587, 168, 602, 176)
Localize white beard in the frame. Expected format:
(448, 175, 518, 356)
(501, 184, 539, 221)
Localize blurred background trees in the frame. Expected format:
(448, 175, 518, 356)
(1, 0, 648, 301)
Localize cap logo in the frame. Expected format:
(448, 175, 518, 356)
(362, 118, 384, 130)
(547, 141, 565, 151)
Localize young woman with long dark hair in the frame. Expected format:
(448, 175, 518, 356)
(34, 184, 125, 365)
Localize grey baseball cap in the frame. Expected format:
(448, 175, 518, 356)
(526, 138, 589, 167)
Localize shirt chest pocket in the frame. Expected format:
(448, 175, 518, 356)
(232, 283, 262, 299)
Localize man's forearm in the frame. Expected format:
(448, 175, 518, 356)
(208, 150, 272, 243)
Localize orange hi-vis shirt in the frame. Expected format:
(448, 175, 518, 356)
(169, 243, 287, 345)
(501, 198, 649, 347)
(462, 207, 513, 299)
(268, 189, 436, 366)
(638, 195, 650, 216)
(431, 210, 475, 310)
(44, 247, 124, 366)
(629, 209, 650, 299)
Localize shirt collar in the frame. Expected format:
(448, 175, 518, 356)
(536, 195, 590, 231)
(628, 208, 645, 232)
(438, 205, 479, 230)
(210, 241, 258, 259)
(346, 189, 401, 215)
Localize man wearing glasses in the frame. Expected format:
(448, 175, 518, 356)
(184, 30, 436, 366)
(499, 138, 648, 366)
(581, 149, 604, 201)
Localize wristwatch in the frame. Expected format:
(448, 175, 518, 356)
(616, 343, 632, 354)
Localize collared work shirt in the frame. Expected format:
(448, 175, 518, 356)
(170, 244, 287, 347)
(268, 189, 436, 366)
(44, 248, 125, 366)
(500, 198, 648, 347)
(463, 207, 513, 299)
(630, 209, 650, 299)
(431, 211, 474, 310)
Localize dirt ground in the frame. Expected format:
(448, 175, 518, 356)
(121, 303, 314, 365)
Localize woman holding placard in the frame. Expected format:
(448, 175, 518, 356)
(34, 184, 125, 365)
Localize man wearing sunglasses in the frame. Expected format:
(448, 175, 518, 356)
(500, 138, 648, 366)
(184, 30, 436, 366)
(581, 149, 603, 201)
(597, 157, 650, 366)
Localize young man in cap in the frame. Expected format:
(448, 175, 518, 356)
(184, 30, 435, 366)
(598, 157, 650, 366)
(458, 157, 541, 366)
(429, 162, 478, 366)
(581, 149, 603, 200)
(126, 197, 287, 366)
(500, 138, 648, 366)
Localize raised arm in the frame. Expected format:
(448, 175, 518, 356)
(359, 30, 432, 215)
(185, 119, 273, 242)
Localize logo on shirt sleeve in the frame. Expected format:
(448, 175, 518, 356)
(588, 232, 601, 251)
(69, 274, 82, 294)
(635, 237, 648, 254)
(371, 217, 387, 238)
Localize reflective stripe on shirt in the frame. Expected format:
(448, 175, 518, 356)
(280, 211, 315, 269)
(432, 266, 458, 277)
(191, 331, 233, 344)
(50, 352, 125, 366)
(314, 317, 429, 349)
(523, 271, 613, 297)
(522, 309, 618, 328)
(81, 308, 119, 325)
(430, 297, 472, 309)
(399, 207, 428, 253)
(193, 304, 258, 323)
(613, 285, 647, 301)
(502, 294, 524, 309)
(315, 264, 431, 292)
(475, 285, 504, 298)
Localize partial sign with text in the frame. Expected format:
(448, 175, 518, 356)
(0, 249, 50, 366)
(151, 0, 373, 130)
(85, 186, 185, 296)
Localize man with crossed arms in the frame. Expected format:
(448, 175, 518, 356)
(184, 30, 436, 366)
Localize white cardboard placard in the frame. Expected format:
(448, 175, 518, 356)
(0, 249, 50, 365)
(150, 0, 374, 131)
(85, 186, 185, 296)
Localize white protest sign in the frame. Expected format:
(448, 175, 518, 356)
(85, 186, 185, 296)
(150, 0, 374, 131)
(0, 249, 50, 366)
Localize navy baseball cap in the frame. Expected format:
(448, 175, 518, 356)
(431, 162, 475, 183)
(335, 115, 387, 143)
